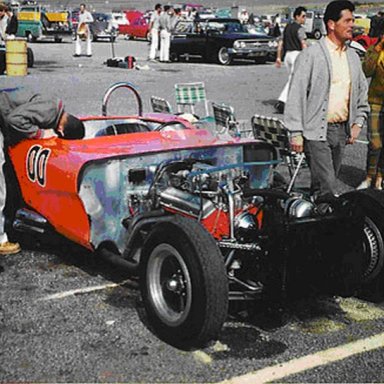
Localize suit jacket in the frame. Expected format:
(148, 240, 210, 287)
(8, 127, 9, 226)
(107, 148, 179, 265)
(284, 38, 369, 140)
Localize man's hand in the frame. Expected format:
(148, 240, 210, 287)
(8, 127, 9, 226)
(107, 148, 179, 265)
(347, 123, 362, 144)
(290, 135, 304, 153)
(41, 129, 58, 139)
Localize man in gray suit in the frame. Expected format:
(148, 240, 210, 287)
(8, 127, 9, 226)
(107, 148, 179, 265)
(284, 0, 369, 198)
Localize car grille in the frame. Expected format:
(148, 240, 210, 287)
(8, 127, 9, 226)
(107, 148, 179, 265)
(236, 40, 270, 48)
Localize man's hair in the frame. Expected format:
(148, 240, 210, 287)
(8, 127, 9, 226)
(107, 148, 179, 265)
(293, 6, 307, 18)
(155, 3, 161, 10)
(0, 3, 7, 12)
(323, 0, 355, 26)
(80, 3, 86, 8)
(163, 5, 170, 12)
(62, 114, 85, 139)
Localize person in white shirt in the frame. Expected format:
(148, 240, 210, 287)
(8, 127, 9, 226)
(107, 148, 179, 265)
(159, 5, 173, 62)
(148, 3, 162, 61)
(0, 3, 10, 45)
(74, 3, 94, 57)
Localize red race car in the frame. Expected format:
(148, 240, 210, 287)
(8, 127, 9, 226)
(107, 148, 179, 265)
(353, 33, 378, 49)
(119, 10, 151, 41)
(7, 83, 384, 349)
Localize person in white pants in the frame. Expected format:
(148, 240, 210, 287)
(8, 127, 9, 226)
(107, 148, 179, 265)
(74, 3, 94, 57)
(159, 5, 173, 62)
(148, 3, 162, 61)
(274, 6, 307, 113)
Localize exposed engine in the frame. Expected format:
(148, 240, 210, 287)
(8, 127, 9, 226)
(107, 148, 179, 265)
(141, 159, 344, 300)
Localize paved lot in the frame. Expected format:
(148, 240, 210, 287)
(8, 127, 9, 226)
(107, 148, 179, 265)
(1, 37, 384, 383)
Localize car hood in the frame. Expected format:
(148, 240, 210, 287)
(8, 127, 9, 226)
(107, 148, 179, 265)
(220, 32, 274, 41)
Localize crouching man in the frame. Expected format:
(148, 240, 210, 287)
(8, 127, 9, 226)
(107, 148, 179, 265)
(0, 88, 84, 254)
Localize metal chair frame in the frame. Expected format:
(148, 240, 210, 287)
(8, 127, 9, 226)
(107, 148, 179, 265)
(251, 114, 306, 193)
(150, 96, 173, 114)
(212, 102, 253, 138)
(174, 82, 210, 118)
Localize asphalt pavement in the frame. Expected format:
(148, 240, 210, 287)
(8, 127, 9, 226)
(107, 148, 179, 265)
(1, 36, 384, 383)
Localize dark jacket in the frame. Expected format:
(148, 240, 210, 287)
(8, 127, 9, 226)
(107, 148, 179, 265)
(0, 89, 64, 143)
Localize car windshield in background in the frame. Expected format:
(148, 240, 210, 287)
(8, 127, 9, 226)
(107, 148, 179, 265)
(206, 20, 247, 33)
(93, 13, 111, 22)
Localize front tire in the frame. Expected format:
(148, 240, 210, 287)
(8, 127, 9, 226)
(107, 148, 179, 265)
(217, 46, 232, 65)
(342, 189, 384, 300)
(140, 216, 228, 349)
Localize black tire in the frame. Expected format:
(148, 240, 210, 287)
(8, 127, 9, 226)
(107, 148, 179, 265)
(140, 215, 228, 349)
(313, 29, 322, 40)
(170, 51, 179, 62)
(217, 46, 232, 65)
(27, 47, 34, 68)
(54, 36, 62, 43)
(342, 189, 384, 300)
(110, 36, 116, 43)
(26, 32, 36, 43)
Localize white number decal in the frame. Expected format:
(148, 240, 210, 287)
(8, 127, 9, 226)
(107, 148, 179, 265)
(26, 145, 51, 187)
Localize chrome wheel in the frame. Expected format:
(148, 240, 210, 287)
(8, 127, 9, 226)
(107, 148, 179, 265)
(147, 243, 192, 326)
(218, 47, 231, 65)
(362, 216, 384, 282)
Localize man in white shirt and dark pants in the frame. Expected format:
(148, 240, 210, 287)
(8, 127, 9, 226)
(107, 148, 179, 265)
(74, 3, 94, 57)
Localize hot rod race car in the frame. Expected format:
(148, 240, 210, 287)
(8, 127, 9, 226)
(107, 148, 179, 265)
(6, 83, 384, 349)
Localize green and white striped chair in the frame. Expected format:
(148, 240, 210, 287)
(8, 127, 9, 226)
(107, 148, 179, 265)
(174, 82, 209, 116)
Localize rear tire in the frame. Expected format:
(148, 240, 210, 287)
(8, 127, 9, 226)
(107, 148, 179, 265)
(140, 216, 228, 349)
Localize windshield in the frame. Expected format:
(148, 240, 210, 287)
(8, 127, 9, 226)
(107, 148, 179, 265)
(207, 20, 247, 33)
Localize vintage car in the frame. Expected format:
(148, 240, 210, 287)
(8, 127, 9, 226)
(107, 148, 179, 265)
(352, 33, 378, 49)
(89, 12, 118, 42)
(119, 10, 151, 41)
(16, 5, 73, 43)
(6, 83, 384, 350)
(170, 18, 278, 65)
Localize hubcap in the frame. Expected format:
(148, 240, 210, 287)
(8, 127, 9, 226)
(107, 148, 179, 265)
(219, 48, 229, 64)
(147, 244, 192, 326)
(362, 216, 384, 282)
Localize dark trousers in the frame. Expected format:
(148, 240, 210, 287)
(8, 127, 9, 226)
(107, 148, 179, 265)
(304, 122, 348, 197)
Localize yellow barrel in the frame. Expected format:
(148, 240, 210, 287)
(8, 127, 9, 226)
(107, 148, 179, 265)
(6, 38, 28, 76)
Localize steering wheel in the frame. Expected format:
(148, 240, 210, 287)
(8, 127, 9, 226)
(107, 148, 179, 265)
(154, 120, 190, 132)
(102, 82, 143, 117)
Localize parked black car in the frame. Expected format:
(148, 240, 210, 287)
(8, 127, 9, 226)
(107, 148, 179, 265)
(90, 12, 117, 42)
(170, 18, 278, 65)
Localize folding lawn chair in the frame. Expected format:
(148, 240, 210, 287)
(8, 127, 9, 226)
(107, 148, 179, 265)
(174, 82, 213, 123)
(150, 96, 173, 114)
(251, 114, 307, 193)
(212, 102, 253, 138)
